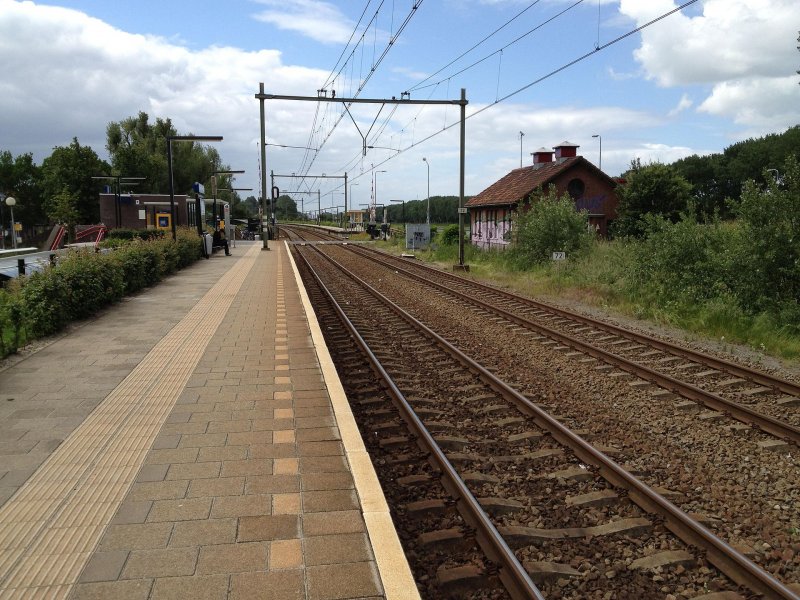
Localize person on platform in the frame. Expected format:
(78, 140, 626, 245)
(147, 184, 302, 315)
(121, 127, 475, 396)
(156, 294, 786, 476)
(213, 226, 230, 256)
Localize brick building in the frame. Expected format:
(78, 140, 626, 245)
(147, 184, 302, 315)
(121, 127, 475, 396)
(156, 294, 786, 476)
(99, 193, 193, 231)
(466, 142, 619, 249)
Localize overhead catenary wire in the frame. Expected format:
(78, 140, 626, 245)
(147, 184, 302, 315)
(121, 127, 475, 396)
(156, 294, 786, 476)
(408, 0, 543, 93)
(313, 0, 700, 197)
(412, 0, 584, 92)
(293, 0, 424, 184)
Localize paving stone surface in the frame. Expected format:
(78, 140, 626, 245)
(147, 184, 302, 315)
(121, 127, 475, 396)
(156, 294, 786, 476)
(0, 241, 412, 599)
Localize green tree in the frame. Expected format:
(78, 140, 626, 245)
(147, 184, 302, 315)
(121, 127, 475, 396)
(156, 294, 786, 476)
(106, 112, 224, 196)
(511, 186, 593, 265)
(614, 159, 692, 237)
(275, 195, 298, 220)
(0, 150, 45, 232)
(728, 155, 800, 323)
(41, 138, 110, 224)
(48, 187, 80, 233)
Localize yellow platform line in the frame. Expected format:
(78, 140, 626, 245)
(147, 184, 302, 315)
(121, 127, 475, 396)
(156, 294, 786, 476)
(0, 245, 261, 596)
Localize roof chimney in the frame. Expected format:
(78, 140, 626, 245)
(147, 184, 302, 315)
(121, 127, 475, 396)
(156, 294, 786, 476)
(553, 141, 579, 160)
(532, 147, 553, 165)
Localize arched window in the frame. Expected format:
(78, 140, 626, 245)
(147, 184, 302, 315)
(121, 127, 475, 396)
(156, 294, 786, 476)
(567, 178, 585, 200)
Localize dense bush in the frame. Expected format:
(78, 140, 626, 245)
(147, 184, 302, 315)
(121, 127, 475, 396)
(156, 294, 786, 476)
(105, 228, 166, 241)
(439, 224, 460, 245)
(624, 156, 800, 335)
(0, 228, 203, 356)
(509, 186, 594, 267)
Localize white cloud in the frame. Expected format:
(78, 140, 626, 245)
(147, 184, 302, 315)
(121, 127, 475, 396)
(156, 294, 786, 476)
(618, 0, 800, 139)
(667, 93, 692, 117)
(699, 77, 800, 132)
(0, 0, 330, 193)
(250, 0, 356, 45)
(619, 0, 799, 86)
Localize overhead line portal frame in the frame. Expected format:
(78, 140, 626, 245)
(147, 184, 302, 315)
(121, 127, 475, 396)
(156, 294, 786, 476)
(256, 86, 469, 266)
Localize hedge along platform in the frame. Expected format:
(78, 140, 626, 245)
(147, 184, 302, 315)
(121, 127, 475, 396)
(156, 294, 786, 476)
(0, 241, 418, 600)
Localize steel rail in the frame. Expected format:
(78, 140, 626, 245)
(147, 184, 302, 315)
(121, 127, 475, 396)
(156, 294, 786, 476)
(294, 244, 545, 600)
(356, 244, 800, 398)
(344, 245, 800, 445)
(306, 243, 800, 600)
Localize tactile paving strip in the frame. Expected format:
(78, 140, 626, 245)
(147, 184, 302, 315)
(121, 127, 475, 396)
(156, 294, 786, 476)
(0, 245, 261, 597)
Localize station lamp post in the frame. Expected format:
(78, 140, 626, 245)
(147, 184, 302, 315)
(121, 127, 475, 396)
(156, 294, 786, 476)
(5, 196, 17, 249)
(167, 135, 223, 241)
(592, 134, 602, 171)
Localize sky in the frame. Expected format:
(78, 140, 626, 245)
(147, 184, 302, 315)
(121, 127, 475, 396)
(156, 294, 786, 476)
(1, 0, 798, 214)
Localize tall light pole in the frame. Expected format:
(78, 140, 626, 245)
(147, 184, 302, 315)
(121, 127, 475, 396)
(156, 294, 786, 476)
(5, 196, 17, 249)
(422, 157, 430, 224)
(167, 135, 223, 241)
(592, 134, 602, 171)
(519, 131, 525, 168)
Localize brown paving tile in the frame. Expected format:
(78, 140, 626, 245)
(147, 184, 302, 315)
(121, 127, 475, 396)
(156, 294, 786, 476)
(273, 493, 301, 515)
(301, 472, 355, 491)
(165, 461, 221, 480)
(111, 501, 153, 525)
(297, 441, 344, 456)
(299, 456, 349, 473)
(177, 432, 227, 448)
(270, 538, 303, 569)
(128, 480, 188, 501)
(99, 523, 174, 551)
(78, 550, 129, 582)
(249, 444, 297, 459)
(207, 419, 252, 434)
(229, 570, 304, 600)
(150, 574, 229, 600)
(187, 476, 245, 498)
(220, 459, 273, 477)
(302, 489, 360, 513)
(294, 406, 334, 418)
(295, 416, 336, 429)
(195, 542, 268, 574)
(72, 579, 153, 600)
(146, 447, 200, 465)
(307, 561, 383, 600)
(147, 497, 212, 522)
(169, 518, 237, 547)
(251, 418, 294, 431)
(121, 547, 198, 579)
(152, 434, 181, 450)
(272, 430, 295, 444)
(227, 431, 272, 446)
(189, 410, 231, 424)
(136, 464, 169, 483)
(237, 514, 300, 542)
(196, 444, 248, 462)
(160, 423, 208, 436)
(302, 510, 366, 536)
(210, 494, 272, 519)
(245, 474, 300, 495)
(304, 533, 373, 566)
(273, 458, 298, 475)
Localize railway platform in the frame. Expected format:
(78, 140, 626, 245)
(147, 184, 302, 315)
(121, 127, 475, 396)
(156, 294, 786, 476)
(0, 241, 418, 599)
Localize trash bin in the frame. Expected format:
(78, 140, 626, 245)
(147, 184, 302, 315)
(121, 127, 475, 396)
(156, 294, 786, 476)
(254, 234, 260, 241)
(203, 233, 213, 258)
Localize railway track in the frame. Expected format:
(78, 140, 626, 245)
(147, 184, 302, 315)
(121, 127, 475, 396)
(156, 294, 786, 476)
(290, 239, 800, 600)
(336, 242, 800, 444)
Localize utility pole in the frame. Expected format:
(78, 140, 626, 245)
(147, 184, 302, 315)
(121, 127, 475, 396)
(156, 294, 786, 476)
(258, 82, 270, 250)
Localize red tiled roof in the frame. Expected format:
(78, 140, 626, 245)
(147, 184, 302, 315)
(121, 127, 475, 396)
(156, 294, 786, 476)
(466, 157, 580, 208)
